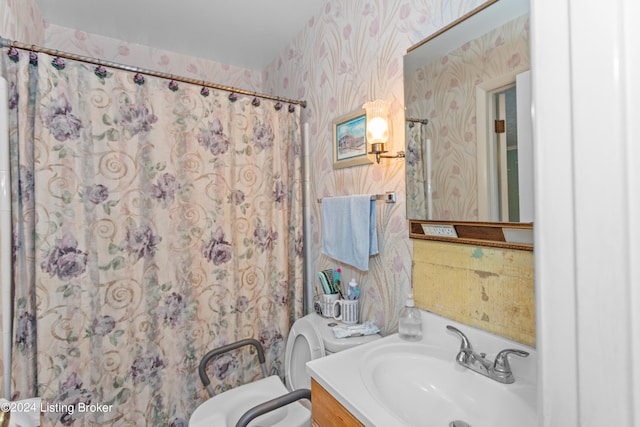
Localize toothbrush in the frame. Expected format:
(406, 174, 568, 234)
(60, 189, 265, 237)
(333, 268, 344, 298)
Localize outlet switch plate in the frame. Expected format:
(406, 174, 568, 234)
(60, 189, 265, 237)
(421, 224, 458, 238)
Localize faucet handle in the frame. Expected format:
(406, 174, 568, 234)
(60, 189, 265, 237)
(446, 325, 472, 351)
(493, 349, 529, 374)
(446, 325, 474, 364)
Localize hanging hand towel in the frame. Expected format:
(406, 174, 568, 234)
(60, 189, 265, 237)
(321, 195, 378, 271)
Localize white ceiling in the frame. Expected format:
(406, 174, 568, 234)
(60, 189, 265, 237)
(34, 0, 324, 71)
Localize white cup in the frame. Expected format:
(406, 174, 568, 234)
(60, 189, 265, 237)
(320, 293, 339, 317)
(332, 299, 359, 324)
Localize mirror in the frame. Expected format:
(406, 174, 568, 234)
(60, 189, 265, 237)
(404, 0, 531, 223)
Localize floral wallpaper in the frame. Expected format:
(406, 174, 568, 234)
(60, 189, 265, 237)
(0, 0, 44, 44)
(0, 0, 263, 92)
(262, 0, 486, 332)
(43, 23, 264, 93)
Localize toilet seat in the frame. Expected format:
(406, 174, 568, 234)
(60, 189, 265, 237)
(284, 314, 325, 392)
(189, 375, 309, 427)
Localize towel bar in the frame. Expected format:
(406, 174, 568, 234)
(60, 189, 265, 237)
(317, 192, 396, 204)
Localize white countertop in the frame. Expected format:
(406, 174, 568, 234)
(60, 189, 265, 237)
(306, 310, 537, 427)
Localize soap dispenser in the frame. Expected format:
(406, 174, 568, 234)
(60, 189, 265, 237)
(398, 293, 422, 341)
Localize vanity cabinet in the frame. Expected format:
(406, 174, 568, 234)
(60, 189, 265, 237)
(311, 378, 363, 427)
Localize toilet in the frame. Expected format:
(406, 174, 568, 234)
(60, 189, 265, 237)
(189, 312, 380, 427)
(284, 312, 381, 392)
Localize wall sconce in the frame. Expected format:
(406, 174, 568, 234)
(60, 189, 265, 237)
(363, 99, 405, 164)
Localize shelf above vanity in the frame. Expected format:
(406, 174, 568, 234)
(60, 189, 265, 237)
(409, 219, 533, 251)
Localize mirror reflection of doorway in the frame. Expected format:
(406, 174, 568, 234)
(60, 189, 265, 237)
(477, 69, 533, 223)
(493, 84, 520, 222)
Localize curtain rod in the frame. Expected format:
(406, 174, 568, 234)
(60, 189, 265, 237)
(0, 37, 307, 108)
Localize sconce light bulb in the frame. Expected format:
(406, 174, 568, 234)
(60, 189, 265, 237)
(363, 99, 391, 146)
(367, 117, 389, 143)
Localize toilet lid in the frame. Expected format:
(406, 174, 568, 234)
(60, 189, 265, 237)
(284, 314, 324, 392)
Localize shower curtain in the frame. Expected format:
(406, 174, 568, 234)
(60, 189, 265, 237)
(405, 121, 430, 219)
(1, 49, 303, 426)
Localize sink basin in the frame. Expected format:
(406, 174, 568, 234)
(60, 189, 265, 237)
(360, 342, 536, 427)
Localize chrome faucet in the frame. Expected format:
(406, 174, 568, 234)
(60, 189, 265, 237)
(446, 325, 529, 384)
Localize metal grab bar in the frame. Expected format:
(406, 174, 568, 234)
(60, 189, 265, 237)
(235, 388, 311, 427)
(198, 338, 268, 398)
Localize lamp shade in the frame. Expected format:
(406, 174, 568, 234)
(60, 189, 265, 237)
(363, 100, 390, 145)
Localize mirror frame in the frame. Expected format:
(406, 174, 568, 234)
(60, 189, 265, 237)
(406, 0, 499, 56)
(404, 0, 532, 250)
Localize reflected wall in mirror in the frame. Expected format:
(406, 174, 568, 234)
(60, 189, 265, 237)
(404, 0, 531, 223)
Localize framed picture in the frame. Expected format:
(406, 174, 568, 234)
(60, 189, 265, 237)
(332, 109, 373, 169)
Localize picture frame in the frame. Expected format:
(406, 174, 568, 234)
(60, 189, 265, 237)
(332, 108, 373, 169)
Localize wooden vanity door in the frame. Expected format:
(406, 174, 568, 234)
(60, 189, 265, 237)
(311, 378, 364, 427)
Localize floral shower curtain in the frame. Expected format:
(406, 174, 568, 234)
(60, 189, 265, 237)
(2, 48, 303, 426)
(405, 121, 429, 219)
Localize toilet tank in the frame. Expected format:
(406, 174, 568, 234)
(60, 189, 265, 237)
(308, 313, 381, 354)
